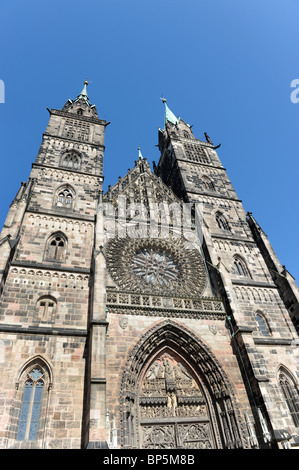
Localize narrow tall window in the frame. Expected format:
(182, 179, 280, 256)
(16, 368, 44, 441)
(46, 233, 67, 261)
(202, 176, 215, 191)
(215, 212, 230, 231)
(256, 313, 270, 336)
(279, 370, 299, 427)
(233, 256, 250, 278)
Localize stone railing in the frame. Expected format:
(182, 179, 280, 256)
(106, 288, 226, 319)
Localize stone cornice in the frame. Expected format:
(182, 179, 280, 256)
(32, 162, 104, 180)
(186, 189, 242, 203)
(211, 233, 255, 244)
(42, 132, 105, 150)
(27, 207, 95, 223)
(11, 260, 91, 274)
(50, 108, 106, 126)
(0, 323, 87, 337)
(177, 158, 226, 172)
(253, 336, 295, 346)
(232, 279, 277, 289)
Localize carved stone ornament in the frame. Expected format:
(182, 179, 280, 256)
(118, 316, 128, 330)
(105, 237, 207, 296)
(209, 325, 218, 335)
(138, 352, 213, 449)
(119, 320, 248, 449)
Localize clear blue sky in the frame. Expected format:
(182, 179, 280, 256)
(0, 0, 298, 280)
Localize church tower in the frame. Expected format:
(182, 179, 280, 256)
(154, 99, 299, 448)
(0, 82, 107, 448)
(0, 89, 298, 450)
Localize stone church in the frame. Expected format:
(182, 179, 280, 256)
(0, 82, 298, 450)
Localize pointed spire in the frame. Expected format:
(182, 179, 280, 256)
(74, 79, 90, 105)
(79, 80, 89, 97)
(162, 98, 178, 126)
(138, 146, 143, 160)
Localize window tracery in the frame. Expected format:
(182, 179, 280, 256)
(45, 233, 67, 261)
(202, 176, 215, 191)
(61, 151, 81, 170)
(215, 212, 230, 231)
(233, 256, 251, 278)
(16, 367, 45, 441)
(56, 186, 74, 208)
(279, 369, 299, 427)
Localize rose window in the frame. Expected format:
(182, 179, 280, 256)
(105, 238, 207, 296)
(131, 249, 180, 287)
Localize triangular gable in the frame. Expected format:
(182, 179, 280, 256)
(104, 159, 182, 208)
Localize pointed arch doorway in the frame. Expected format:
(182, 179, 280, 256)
(139, 348, 216, 449)
(120, 321, 245, 449)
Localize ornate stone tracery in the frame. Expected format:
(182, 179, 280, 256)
(119, 320, 247, 449)
(106, 237, 207, 296)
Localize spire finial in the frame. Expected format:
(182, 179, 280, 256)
(160, 97, 178, 127)
(75, 79, 89, 102)
(138, 146, 143, 160)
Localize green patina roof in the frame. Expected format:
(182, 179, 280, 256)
(74, 80, 91, 106)
(162, 99, 179, 127)
(138, 146, 144, 160)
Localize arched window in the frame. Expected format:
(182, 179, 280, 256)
(36, 296, 57, 321)
(46, 233, 67, 261)
(256, 312, 270, 336)
(279, 369, 299, 427)
(233, 256, 251, 278)
(202, 176, 215, 191)
(215, 212, 230, 231)
(16, 367, 45, 441)
(56, 186, 74, 209)
(61, 151, 80, 170)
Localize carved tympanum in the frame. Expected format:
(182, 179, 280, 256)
(139, 353, 212, 449)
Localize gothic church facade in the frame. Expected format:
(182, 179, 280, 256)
(0, 84, 298, 449)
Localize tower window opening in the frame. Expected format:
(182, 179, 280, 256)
(233, 256, 251, 278)
(57, 188, 73, 208)
(46, 234, 67, 261)
(256, 313, 270, 336)
(37, 297, 56, 321)
(215, 212, 230, 231)
(61, 152, 81, 170)
(279, 370, 299, 427)
(202, 176, 215, 191)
